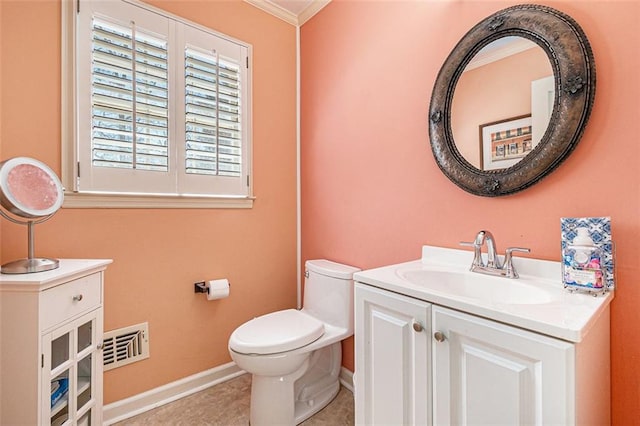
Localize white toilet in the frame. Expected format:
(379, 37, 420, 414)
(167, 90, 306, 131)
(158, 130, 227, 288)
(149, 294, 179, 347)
(228, 259, 360, 425)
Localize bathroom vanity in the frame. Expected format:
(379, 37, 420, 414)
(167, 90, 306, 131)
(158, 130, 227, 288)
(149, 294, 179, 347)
(0, 259, 111, 426)
(354, 246, 612, 425)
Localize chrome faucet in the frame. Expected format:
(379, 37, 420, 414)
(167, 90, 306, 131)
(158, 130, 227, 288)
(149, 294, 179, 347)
(460, 230, 530, 278)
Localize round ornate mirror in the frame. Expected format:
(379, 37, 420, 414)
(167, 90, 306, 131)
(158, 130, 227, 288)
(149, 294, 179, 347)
(429, 4, 595, 196)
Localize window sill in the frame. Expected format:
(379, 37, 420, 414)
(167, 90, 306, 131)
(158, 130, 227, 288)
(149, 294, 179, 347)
(62, 192, 254, 209)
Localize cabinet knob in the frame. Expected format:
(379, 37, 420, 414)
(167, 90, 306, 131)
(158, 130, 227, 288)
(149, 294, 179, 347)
(412, 321, 423, 332)
(434, 331, 447, 342)
(97, 343, 104, 350)
(72, 294, 83, 302)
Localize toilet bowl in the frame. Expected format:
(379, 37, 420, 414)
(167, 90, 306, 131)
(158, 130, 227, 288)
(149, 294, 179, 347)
(228, 259, 360, 425)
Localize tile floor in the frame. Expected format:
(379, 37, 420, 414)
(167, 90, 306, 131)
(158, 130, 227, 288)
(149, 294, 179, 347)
(114, 373, 354, 425)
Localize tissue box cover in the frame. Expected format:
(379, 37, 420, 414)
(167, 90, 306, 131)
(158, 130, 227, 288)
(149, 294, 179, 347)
(561, 216, 614, 290)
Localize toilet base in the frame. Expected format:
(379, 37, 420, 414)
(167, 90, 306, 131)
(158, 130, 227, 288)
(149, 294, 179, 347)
(248, 342, 343, 426)
(250, 360, 308, 426)
(294, 380, 340, 424)
(294, 343, 342, 424)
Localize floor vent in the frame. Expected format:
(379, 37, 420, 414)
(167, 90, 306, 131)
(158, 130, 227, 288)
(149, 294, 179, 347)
(103, 322, 150, 371)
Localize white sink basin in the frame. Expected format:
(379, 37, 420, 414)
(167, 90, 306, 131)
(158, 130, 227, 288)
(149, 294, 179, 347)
(396, 267, 560, 305)
(353, 245, 614, 342)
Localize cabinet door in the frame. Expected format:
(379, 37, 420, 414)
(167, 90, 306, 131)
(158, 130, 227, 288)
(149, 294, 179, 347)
(355, 283, 431, 426)
(42, 310, 103, 426)
(432, 306, 575, 425)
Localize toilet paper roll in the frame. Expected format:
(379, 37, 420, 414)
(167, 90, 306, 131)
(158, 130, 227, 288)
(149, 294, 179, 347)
(206, 278, 230, 300)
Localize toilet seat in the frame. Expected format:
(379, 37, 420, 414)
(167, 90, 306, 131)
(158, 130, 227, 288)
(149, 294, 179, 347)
(230, 309, 324, 355)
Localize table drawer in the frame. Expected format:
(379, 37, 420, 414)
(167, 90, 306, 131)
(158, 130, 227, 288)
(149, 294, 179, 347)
(40, 273, 102, 330)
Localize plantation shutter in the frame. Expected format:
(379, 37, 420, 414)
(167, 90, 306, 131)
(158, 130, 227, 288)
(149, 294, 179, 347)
(76, 0, 251, 198)
(177, 25, 249, 196)
(184, 48, 242, 177)
(91, 18, 169, 172)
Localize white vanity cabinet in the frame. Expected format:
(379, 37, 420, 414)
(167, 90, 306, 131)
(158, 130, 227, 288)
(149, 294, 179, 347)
(432, 306, 573, 425)
(0, 259, 111, 425)
(355, 282, 611, 426)
(355, 284, 431, 425)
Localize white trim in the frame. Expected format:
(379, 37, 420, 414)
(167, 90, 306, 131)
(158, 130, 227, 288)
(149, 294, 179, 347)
(244, 0, 298, 25)
(61, 0, 77, 192)
(297, 0, 331, 25)
(62, 192, 254, 209)
(296, 25, 302, 309)
(339, 366, 354, 393)
(243, 0, 330, 26)
(103, 362, 244, 425)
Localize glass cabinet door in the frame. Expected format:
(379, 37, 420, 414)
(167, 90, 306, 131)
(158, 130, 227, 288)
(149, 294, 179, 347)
(49, 329, 72, 425)
(43, 311, 101, 426)
(75, 319, 95, 424)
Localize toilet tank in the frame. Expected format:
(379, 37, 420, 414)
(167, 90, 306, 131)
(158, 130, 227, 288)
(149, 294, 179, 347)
(303, 260, 360, 332)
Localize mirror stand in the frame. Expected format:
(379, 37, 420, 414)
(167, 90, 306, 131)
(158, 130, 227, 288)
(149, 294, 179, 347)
(0, 211, 59, 274)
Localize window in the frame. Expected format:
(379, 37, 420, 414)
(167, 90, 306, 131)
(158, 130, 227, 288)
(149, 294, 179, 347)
(63, 0, 252, 207)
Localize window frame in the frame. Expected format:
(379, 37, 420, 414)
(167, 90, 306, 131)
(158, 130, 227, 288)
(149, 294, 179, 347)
(62, 0, 254, 209)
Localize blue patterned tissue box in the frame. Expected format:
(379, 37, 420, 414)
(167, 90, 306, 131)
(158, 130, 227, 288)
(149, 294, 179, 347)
(561, 217, 615, 290)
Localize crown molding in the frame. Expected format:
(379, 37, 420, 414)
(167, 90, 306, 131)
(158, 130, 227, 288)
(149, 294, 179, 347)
(245, 0, 298, 25)
(298, 0, 331, 25)
(244, 0, 330, 26)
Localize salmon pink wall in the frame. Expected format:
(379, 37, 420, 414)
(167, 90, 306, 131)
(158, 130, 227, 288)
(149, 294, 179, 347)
(301, 0, 639, 423)
(0, 0, 297, 403)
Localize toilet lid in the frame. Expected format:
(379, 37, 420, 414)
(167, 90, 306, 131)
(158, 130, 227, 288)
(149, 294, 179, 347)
(230, 309, 324, 355)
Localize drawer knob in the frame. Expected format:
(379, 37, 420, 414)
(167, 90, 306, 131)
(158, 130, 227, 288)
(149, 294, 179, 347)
(412, 321, 423, 332)
(72, 294, 83, 302)
(434, 331, 447, 342)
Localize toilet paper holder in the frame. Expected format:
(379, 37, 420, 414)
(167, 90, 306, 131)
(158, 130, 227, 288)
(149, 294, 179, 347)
(194, 281, 208, 294)
(194, 280, 231, 295)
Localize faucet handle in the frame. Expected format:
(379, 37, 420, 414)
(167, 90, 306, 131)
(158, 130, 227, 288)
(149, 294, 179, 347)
(460, 241, 483, 268)
(503, 247, 531, 278)
(459, 241, 477, 248)
(505, 247, 530, 255)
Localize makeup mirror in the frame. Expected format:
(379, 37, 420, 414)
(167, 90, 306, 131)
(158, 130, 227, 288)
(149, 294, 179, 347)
(0, 157, 64, 274)
(429, 4, 596, 196)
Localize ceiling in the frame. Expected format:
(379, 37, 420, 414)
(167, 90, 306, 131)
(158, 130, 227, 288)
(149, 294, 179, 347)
(244, 0, 331, 26)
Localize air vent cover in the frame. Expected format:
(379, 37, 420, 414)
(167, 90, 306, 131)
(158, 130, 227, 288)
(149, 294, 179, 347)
(103, 322, 150, 371)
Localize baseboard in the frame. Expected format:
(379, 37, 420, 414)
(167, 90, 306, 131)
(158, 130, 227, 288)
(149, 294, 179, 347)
(339, 366, 354, 393)
(102, 362, 244, 425)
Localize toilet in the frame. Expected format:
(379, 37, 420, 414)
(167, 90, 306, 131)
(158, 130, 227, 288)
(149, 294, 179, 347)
(228, 259, 360, 425)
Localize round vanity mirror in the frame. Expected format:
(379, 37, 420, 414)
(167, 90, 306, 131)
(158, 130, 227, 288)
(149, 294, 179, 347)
(429, 4, 595, 196)
(0, 157, 64, 274)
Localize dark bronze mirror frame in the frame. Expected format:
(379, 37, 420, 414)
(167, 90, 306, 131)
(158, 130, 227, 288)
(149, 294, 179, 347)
(429, 4, 595, 197)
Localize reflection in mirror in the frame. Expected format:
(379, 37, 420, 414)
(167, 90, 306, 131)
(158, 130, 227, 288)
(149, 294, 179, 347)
(7, 163, 61, 214)
(451, 37, 554, 170)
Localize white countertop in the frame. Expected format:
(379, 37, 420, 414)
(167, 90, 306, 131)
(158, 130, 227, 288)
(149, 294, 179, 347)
(354, 246, 613, 343)
(0, 259, 112, 292)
